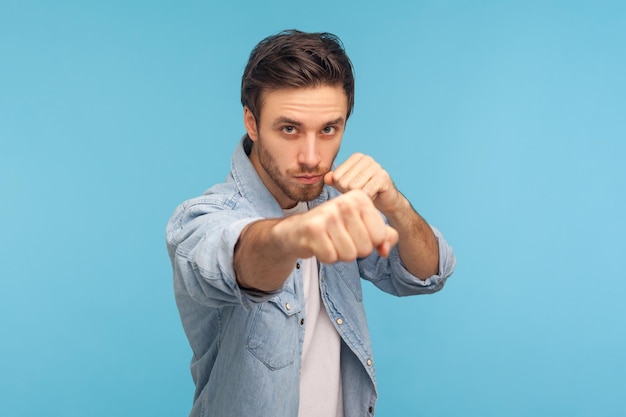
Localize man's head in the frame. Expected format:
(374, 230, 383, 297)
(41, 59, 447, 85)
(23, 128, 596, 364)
(241, 29, 354, 121)
(241, 30, 355, 209)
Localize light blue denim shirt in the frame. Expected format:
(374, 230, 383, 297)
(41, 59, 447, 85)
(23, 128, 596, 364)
(166, 137, 456, 417)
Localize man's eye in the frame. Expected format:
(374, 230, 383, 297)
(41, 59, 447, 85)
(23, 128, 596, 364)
(283, 126, 296, 134)
(322, 126, 336, 134)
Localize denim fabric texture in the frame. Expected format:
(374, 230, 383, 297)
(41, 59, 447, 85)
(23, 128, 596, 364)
(166, 137, 456, 417)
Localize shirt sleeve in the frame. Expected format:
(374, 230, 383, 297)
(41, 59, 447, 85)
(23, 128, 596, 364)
(166, 195, 274, 310)
(357, 225, 456, 296)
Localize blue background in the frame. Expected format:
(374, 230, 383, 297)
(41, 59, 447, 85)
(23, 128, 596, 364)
(1, 1, 624, 416)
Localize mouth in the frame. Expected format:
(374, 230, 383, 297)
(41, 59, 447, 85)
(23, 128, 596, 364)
(294, 174, 323, 185)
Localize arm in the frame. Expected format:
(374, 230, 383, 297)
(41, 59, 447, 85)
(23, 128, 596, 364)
(233, 218, 298, 292)
(166, 197, 269, 308)
(324, 153, 439, 280)
(234, 190, 399, 292)
(381, 194, 439, 279)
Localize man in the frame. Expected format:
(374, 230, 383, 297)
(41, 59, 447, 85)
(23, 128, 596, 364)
(166, 30, 456, 417)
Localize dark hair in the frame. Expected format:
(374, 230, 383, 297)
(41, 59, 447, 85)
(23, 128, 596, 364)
(241, 29, 355, 120)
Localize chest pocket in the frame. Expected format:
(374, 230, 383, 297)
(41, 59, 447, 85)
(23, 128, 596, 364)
(246, 292, 301, 371)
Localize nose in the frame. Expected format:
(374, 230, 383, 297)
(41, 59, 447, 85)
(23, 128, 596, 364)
(297, 135, 321, 168)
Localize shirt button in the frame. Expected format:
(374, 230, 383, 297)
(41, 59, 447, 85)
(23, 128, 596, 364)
(366, 359, 372, 366)
(285, 303, 291, 311)
(368, 406, 373, 413)
(296, 262, 301, 269)
(300, 318, 305, 325)
(336, 318, 343, 325)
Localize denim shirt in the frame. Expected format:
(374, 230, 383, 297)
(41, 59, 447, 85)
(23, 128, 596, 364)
(166, 137, 456, 417)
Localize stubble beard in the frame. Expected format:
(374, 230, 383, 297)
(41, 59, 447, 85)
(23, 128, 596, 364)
(256, 135, 330, 203)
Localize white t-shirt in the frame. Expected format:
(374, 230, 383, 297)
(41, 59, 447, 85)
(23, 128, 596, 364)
(283, 202, 343, 417)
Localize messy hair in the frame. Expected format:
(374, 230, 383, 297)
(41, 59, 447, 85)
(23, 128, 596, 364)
(241, 29, 355, 120)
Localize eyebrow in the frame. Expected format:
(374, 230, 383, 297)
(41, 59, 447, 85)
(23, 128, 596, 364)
(272, 116, 346, 129)
(272, 117, 302, 129)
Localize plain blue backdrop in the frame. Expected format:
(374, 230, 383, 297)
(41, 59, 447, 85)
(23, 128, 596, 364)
(1, 1, 624, 416)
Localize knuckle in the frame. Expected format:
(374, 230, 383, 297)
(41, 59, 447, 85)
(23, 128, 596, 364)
(345, 188, 362, 199)
(304, 217, 326, 236)
(334, 196, 350, 210)
(336, 193, 360, 211)
(303, 220, 317, 233)
(337, 177, 351, 190)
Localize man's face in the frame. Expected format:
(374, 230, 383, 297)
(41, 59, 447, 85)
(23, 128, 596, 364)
(244, 85, 348, 209)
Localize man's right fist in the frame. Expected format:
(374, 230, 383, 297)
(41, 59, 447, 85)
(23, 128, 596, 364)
(276, 190, 399, 264)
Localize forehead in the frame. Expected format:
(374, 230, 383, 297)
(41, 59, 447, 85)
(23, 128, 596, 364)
(258, 85, 348, 122)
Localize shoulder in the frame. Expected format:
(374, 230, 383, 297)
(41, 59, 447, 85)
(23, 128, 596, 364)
(166, 180, 257, 243)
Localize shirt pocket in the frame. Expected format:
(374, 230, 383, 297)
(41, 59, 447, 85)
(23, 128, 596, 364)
(246, 293, 300, 371)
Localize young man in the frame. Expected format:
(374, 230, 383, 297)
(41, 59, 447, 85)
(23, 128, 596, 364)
(166, 30, 456, 417)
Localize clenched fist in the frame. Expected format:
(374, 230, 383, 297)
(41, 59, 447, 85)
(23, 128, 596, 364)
(324, 153, 403, 214)
(276, 190, 399, 264)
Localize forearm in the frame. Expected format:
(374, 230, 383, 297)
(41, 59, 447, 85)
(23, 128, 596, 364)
(383, 195, 439, 280)
(233, 219, 299, 292)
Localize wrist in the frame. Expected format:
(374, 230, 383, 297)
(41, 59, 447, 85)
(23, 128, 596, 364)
(379, 190, 410, 219)
(270, 216, 305, 260)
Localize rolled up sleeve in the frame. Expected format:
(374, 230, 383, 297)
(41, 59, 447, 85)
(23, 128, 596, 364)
(359, 225, 456, 296)
(166, 197, 271, 310)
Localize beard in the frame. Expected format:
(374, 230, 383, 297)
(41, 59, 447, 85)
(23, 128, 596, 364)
(256, 135, 333, 203)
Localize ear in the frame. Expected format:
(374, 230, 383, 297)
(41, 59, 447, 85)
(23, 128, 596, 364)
(243, 107, 259, 141)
